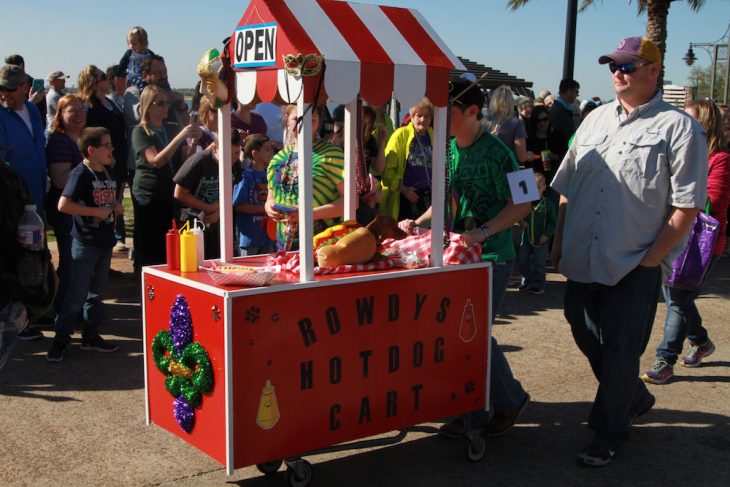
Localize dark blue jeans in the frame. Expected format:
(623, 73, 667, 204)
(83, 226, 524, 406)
(470, 261, 527, 426)
(518, 241, 549, 290)
(53, 240, 113, 344)
(564, 264, 660, 448)
(656, 255, 719, 364)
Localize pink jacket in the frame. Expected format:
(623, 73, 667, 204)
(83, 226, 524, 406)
(708, 150, 730, 255)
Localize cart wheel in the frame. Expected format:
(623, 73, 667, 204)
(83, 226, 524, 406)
(256, 459, 283, 475)
(286, 459, 313, 487)
(464, 435, 486, 462)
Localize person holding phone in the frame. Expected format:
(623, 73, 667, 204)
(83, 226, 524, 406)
(131, 85, 200, 274)
(4, 55, 46, 121)
(264, 104, 345, 251)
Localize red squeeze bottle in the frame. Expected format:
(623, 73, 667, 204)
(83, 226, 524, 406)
(166, 220, 180, 270)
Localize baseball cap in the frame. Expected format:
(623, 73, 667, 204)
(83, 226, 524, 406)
(598, 37, 662, 65)
(449, 78, 485, 110)
(47, 70, 70, 81)
(0, 64, 27, 91)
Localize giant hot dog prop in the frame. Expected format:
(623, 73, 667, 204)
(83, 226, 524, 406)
(314, 215, 407, 268)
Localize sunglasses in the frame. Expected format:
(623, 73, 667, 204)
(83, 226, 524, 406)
(0, 85, 19, 93)
(152, 100, 169, 107)
(537, 117, 549, 123)
(96, 142, 114, 149)
(608, 61, 652, 74)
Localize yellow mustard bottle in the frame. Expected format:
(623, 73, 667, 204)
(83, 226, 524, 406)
(179, 221, 198, 273)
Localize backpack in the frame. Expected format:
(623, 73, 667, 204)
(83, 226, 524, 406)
(0, 163, 56, 323)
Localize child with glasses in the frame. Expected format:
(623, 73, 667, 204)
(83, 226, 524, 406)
(47, 127, 124, 362)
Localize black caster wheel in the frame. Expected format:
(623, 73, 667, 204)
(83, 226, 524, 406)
(286, 459, 313, 487)
(464, 435, 486, 462)
(256, 459, 283, 475)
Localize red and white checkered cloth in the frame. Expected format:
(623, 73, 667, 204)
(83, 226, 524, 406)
(383, 229, 482, 266)
(269, 230, 481, 275)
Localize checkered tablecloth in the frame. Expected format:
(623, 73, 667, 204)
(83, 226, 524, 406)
(268, 230, 481, 275)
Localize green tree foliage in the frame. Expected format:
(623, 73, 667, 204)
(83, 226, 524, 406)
(689, 62, 730, 102)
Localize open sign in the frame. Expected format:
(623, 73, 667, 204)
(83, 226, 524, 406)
(233, 22, 277, 68)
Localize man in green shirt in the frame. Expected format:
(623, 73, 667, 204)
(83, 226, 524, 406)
(419, 79, 531, 437)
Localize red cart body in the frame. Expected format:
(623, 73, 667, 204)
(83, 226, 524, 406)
(143, 261, 491, 471)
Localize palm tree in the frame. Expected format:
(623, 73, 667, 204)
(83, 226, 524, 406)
(508, 0, 706, 90)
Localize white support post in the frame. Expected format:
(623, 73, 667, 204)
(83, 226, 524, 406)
(430, 105, 447, 267)
(297, 98, 314, 282)
(217, 103, 234, 263)
(343, 100, 358, 221)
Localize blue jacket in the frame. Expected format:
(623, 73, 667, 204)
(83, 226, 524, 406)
(0, 101, 48, 217)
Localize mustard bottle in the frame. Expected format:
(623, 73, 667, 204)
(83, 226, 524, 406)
(179, 221, 198, 273)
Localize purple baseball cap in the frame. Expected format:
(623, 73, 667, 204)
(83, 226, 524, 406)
(598, 37, 661, 65)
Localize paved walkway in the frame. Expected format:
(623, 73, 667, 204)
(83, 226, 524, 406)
(1, 247, 729, 486)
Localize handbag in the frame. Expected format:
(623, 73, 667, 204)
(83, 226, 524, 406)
(665, 200, 719, 291)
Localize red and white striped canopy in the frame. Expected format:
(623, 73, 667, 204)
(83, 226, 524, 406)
(229, 0, 464, 107)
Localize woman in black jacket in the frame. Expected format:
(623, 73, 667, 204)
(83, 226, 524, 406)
(78, 65, 129, 250)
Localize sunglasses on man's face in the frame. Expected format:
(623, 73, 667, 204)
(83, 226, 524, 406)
(608, 61, 652, 74)
(0, 85, 19, 93)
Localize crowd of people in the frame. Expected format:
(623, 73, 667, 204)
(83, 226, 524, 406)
(1, 28, 729, 469)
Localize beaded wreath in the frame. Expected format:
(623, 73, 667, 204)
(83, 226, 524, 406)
(151, 294, 214, 432)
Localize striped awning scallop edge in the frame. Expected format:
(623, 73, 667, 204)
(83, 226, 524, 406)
(229, 0, 464, 107)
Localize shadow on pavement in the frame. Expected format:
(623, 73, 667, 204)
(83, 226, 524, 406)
(0, 275, 145, 400)
(230, 401, 730, 487)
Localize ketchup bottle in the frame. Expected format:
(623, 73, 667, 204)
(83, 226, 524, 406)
(166, 219, 180, 270)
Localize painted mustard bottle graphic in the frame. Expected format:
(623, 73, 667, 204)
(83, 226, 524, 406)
(459, 299, 477, 342)
(256, 379, 281, 430)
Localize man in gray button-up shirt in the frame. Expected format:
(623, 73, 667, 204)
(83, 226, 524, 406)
(551, 37, 708, 467)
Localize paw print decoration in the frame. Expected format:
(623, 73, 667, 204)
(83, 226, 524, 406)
(151, 294, 214, 433)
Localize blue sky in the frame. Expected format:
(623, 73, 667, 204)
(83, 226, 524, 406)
(2, 0, 728, 102)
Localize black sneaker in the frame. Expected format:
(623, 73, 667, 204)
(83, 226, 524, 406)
(80, 336, 118, 353)
(630, 392, 656, 424)
(46, 341, 67, 362)
(577, 441, 616, 467)
(484, 392, 530, 437)
(18, 327, 43, 341)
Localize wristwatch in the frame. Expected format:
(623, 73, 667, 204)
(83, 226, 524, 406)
(480, 224, 492, 240)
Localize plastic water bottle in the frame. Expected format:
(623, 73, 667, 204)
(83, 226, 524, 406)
(17, 204, 44, 251)
(16, 204, 45, 287)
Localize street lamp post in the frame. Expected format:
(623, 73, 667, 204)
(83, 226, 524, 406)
(683, 23, 730, 104)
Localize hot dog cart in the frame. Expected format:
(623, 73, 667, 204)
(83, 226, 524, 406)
(142, 1, 492, 484)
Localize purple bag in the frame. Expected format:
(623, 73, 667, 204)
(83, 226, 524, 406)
(665, 209, 719, 291)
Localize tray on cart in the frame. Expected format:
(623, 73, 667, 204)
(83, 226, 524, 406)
(202, 262, 277, 287)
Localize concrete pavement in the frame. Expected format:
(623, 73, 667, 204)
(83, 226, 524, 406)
(1, 247, 729, 487)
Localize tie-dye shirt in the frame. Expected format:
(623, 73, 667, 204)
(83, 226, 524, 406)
(267, 139, 344, 250)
